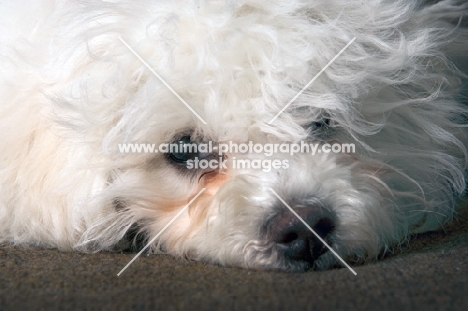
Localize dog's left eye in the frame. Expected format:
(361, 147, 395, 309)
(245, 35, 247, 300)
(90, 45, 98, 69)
(167, 136, 211, 164)
(309, 118, 330, 131)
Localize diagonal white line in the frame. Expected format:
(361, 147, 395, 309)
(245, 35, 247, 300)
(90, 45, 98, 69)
(117, 188, 207, 276)
(269, 188, 357, 275)
(118, 36, 207, 125)
(268, 37, 356, 124)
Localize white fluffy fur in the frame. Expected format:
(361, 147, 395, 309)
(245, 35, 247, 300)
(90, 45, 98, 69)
(0, 0, 467, 271)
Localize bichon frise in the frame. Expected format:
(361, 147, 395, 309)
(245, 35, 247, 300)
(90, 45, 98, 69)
(0, 0, 467, 272)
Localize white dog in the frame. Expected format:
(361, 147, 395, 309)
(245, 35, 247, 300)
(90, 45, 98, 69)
(0, 0, 467, 272)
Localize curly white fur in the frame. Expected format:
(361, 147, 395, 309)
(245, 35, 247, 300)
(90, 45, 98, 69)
(0, 0, 467, 271)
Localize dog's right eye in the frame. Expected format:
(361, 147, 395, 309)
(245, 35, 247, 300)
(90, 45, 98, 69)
(167, 136, 210, 164)
(169, 150, 197, 163)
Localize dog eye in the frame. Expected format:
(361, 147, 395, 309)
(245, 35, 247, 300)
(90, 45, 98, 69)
(167, 136, 210, 164)
(169, 151, 197, 163)
(309, 118, 330, 131)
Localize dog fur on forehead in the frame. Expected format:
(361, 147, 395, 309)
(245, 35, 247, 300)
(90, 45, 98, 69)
(0, 0, 467, 271)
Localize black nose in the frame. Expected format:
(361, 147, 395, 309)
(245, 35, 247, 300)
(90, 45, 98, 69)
(266, 205, 335, 264)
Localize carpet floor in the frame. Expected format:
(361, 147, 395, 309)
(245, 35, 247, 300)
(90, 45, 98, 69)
(1, 207, 467, 311)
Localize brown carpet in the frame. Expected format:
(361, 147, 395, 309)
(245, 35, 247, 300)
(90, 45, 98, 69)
(1, 207, 467, 311)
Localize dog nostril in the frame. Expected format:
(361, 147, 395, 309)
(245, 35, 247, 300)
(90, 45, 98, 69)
(280, 232, 299, 244)
(313, 218, 335, 239)
(267, 206, 336, 264)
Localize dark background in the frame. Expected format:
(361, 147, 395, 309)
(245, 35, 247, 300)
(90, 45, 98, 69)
(1, 206, 467, 310)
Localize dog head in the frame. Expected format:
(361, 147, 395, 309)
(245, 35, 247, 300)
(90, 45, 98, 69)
(66, 0, 468, 271)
